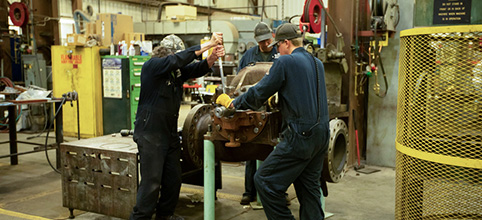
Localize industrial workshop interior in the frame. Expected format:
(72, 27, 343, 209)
(0, 0, 481, 219)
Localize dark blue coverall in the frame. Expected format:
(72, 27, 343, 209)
(232, 47, 330, 220)
(130, 45, 212, 220)
(237, 45, 278, 200)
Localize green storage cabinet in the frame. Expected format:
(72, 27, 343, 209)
(129, 56, 150, 129)
(101, 55, 150, 134)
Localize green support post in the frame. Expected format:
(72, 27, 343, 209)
(204, 139, 215, 220)
(256, 160, 263, 207)
(321, 189, 334, 218)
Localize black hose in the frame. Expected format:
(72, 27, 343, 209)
(44, 98, 66, 174)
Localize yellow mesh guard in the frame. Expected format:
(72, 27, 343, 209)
(396, 25, 482, 219)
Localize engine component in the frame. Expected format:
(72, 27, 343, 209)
(371, 0, 400, 32)
(226, 62, 272, 97)
(323, 118, 349, 183)
(181, 104, 274, 169)
(212, 109, 281, 148)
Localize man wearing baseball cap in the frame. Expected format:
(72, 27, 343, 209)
(237, 22, 278, 73)
(217, 23, 329, 219)
(236, 21, 286, 206)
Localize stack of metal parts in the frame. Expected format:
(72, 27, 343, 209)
(396, 25, 482, 219)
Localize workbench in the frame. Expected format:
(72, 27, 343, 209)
(0, 99, 64, 168)
(60, 135, 138, 219)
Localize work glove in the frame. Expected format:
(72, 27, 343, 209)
(216, 94, 234, 108)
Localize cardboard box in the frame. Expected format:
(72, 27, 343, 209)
(67, 34, 87, 46)
(124, 32, 145, 43)
(95, 13, 133, 46)
(85, 22, 96, 35)
(165, 5, 197, 21)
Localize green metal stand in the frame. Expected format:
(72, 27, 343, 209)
(321, 191, 334, 218)
(203, 139, 215, 220)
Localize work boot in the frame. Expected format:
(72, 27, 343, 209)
(240, 195, 255, 205)
(286, 194, 291, 206)
(156, 215, 184, 220)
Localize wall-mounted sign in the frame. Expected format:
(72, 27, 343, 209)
(433, 0, 471, 24)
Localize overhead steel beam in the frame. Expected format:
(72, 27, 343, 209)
(110, 0, 255, 16)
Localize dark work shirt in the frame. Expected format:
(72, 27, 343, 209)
(137, 45, 211, 116)
(238, 46, 278, 72)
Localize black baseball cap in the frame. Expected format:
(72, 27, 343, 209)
(254, 22, 273, 43)
(268, 23, 302, 48)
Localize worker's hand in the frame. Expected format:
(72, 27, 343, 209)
(216, 93, 234, 108)
(198, 32, 223, 57)
(207, 45, 225, 67)
(213, 45, 225, 57)
(210, 32, 223, 47)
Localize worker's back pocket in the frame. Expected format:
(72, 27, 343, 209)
(285, 122, 322, 160)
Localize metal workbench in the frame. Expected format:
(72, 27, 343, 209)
(0, 99, 64, 167)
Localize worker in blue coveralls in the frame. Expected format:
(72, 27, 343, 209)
(130, 32, 224, 220)
(217, 23, 330, 220)
(236, 21, 283, 206)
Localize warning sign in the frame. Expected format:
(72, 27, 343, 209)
(61, 54, 82, 64)
(433, 0, 471, 24)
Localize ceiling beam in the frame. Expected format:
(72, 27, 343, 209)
(107, 0, 255, 16)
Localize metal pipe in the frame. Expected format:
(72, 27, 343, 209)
(218, 57, 226, 93)
(256, 160, 263, 206)
(216, 5, 279, 20)
(77, 99, 80, 140)
(203, 139, 215, 220)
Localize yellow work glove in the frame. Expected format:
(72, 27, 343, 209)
(216, 93, 234, 108)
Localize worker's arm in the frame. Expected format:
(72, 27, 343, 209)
(232, 59, 285, 110)
(195, 32, 223, 56)
(179, 45, 225, 82)
(146, 45, 202, 79)
(144, 32, 223, 79)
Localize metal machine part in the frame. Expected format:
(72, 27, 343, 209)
(323, 118, 349, 183)
(22, 54, 48, 89)
(181, 104, 213, 169)
(181, 104, 275, 168)
(224, 62, 271, 96)
(212, 109, 281, 148)
(300, 0, 348, 73)
(371, 0, 399, 32)
(182, 62, 350, 182)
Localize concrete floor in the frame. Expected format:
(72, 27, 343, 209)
(0, 105, 395, 219)
(0, 132, 395, 220)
